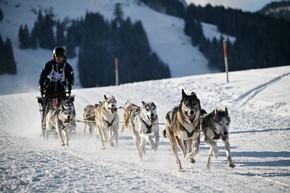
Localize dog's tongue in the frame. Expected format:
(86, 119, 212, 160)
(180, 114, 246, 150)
(221, 135, 227, 141)
(188, 115, 194, 123)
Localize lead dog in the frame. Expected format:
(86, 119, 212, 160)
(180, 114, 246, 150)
(163, 89, 201, 172)
(201, 107, 235, 169)
(122, 101, 159, 160)
(95, 95, 119, 150)
(45, 98, 75, 147)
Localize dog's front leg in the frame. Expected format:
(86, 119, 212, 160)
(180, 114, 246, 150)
(185, 139, 197, 163)
(97, 126, 106, 150)
(152, 127, 160, 151)
(204, 138, 218, 169)
(139, 135, 147, 159)
(186, 137, 200, 163)
(224, 140, 235, 168)
(56, 122, 65, 146)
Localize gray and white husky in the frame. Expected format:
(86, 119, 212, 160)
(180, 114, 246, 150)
(45, 98, 76, 147)
(122, 101, 159, 160)
(95, 95, 119, 150)
(201, 107, 235, 169)
(163, 89, 201, 172)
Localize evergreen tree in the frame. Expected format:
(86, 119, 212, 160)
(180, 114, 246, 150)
(0, 34, 4, 74)
(4, 38, 17, 74)
(55, 20, 65, 46)
(0, 9, 3, 21)
(29, 24, 37, 49)
(18, 24, 30, 49)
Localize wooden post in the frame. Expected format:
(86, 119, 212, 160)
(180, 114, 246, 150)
(223, 39, 229, 83)
(115, 58, 119, 86)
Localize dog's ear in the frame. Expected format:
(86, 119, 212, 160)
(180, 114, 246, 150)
(182, 89, 187, 98)
(142, 101, 146, 106)
(112, 95, 115, 100)
(104, 95, 107, 100)
(214, 108, 218, 115)
(225, 107, 228, 114)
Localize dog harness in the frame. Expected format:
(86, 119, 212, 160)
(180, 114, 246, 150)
(141, 118, 153, 134)
(103, 116, 115, 127)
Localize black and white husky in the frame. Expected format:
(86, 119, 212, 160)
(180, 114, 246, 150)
(201, 107, 235, 169)
(95, 95, 119, 150)
(163, 89, 201, 172)
(45, 98, 76, 147)
(122, 101, 159, 160)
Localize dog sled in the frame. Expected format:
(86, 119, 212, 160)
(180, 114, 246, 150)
(37, 94, 76, 135)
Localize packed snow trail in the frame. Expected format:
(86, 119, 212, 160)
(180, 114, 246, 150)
(1, 66, 290, 192)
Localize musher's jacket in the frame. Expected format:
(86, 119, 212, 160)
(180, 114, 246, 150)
(39, 59, 74, 98)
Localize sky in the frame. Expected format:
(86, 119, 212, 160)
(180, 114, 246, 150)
(185, 0, 277, 12)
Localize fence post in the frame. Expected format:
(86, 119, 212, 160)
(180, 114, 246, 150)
(115, 58, 119, 86)
(223, 39, 229, 83)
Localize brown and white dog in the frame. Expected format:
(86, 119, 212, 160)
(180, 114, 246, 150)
(95, 95, 119, 150)
(82, 103, 99, 135)
(163, 89, 202, 172)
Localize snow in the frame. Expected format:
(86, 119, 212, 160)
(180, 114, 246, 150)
(201, 22, 236, 43)
(1, 66, 290, 192)
(1, 1, 290, 192)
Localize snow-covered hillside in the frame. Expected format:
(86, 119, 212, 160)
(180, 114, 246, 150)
(1, 66, 290, 192)
(0, 0, 218, 95)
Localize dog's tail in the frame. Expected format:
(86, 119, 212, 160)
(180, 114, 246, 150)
(161, 129, 167, 138)
(121, 102, 133, 132)
(121, 110, 130, 132)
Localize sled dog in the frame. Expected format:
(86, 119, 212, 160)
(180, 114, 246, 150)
(201, 107, 235, 169)
(163, 89, 201, 172)
(45, 98, 75, 147)
(121, 101, 140, 133)
(123, 101, 159, 160)
(82, 103, 99, 135)
(95, 95, 119, 149)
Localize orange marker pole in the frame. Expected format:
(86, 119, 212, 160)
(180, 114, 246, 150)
(223, 39, 229, 83)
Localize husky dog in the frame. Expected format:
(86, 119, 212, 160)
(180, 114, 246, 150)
(201, 107, 235, 169)
(82, 103, 99, 135)
(123, 101, 159, 160)
(45, 98, 75, 147)
(163, 89, 201, 172)
(95, 95, 119, 150)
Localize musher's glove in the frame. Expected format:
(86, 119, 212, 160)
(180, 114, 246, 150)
(39, 86, 44, 96)
(67, 85, 72, 95)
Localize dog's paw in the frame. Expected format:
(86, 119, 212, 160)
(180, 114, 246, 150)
(110, 142, 115, 147)
(228, 163, 235, 168)
(151, 144, 158, 152)
(179, 168, 185, 172)
(214, 148, 219, 158)
(185, 154, 195, 163)
(205, 165, 210, 170)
